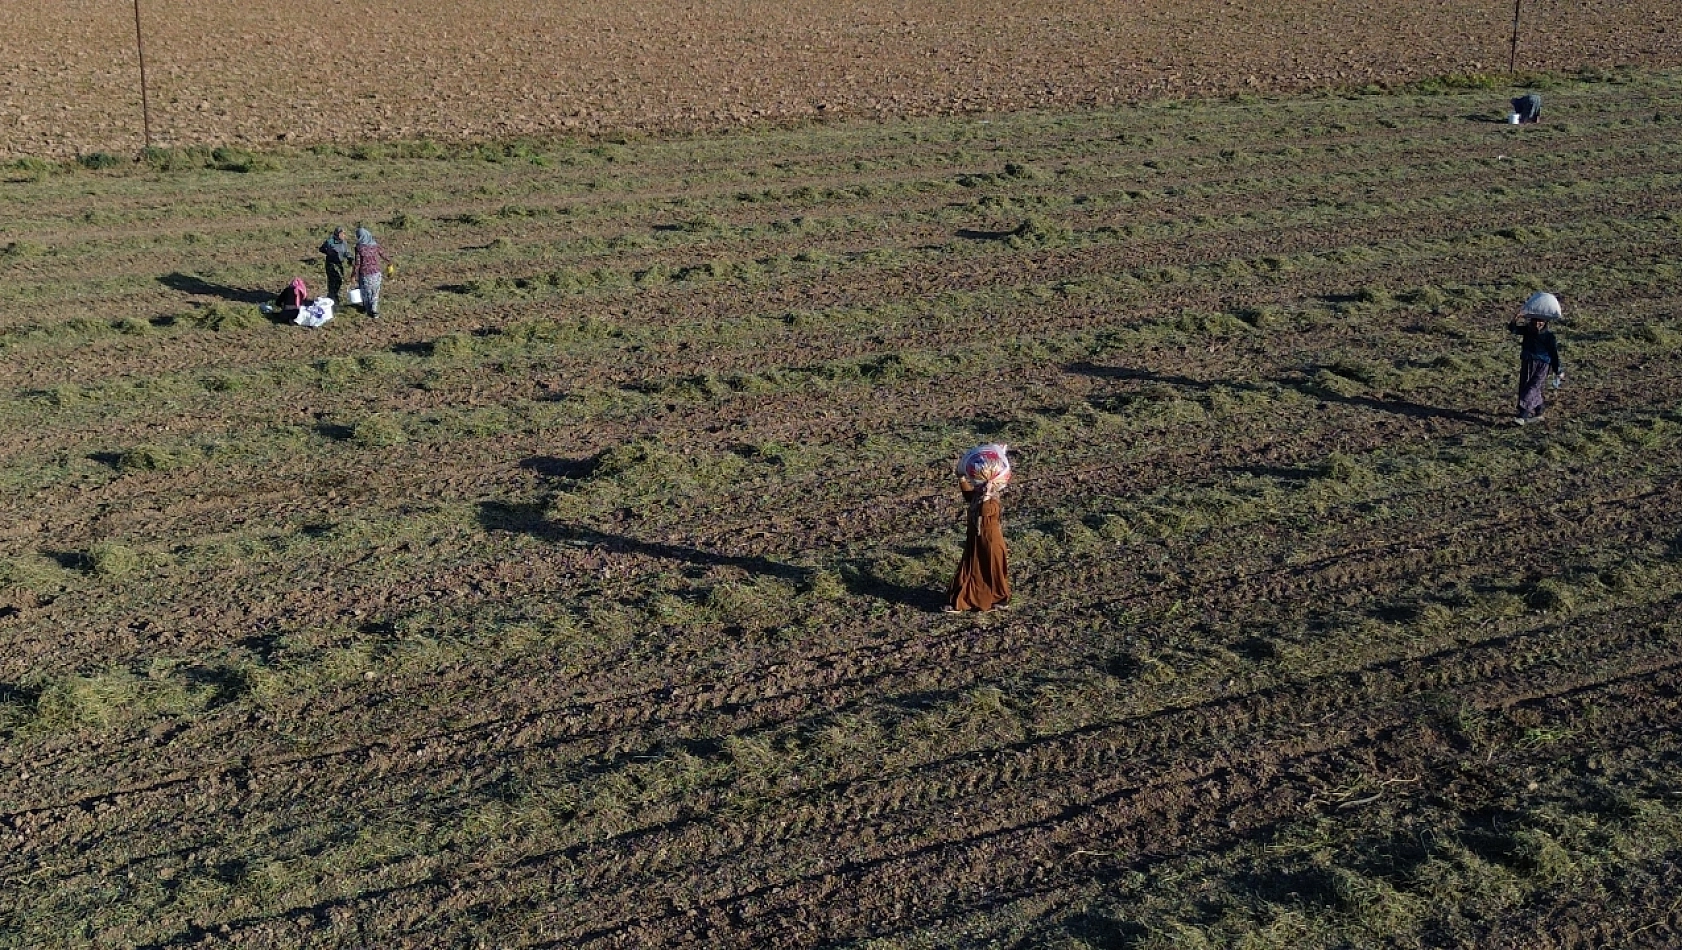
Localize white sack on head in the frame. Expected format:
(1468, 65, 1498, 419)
(958, 443, 1011, 499)
(1522, 291, 1562, 321)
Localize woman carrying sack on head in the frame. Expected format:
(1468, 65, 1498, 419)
(353, 227, 394, 318)
(946, 443, 1012, 612)
(1508, 291, 1564, 425)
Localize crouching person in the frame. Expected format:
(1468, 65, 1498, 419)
(1511, 92, 1542, 124)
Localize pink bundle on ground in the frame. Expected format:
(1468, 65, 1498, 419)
(958, 443, 1012, 497)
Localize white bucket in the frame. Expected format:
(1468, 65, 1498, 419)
(347, 287, 364, 305)
(1507, 113, 1522, 124)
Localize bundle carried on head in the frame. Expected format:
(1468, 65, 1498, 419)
(957, 443, 1012, 502)
(1522, 291, 1562, 321)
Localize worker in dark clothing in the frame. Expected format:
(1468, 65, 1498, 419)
(1508, 291, 1563, 424)
(319, 227, 351, 302)
(1511, 92, 1543, 124)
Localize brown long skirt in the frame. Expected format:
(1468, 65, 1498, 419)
(947, 497, 1010, 611)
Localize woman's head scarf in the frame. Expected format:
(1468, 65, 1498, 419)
(356, 227, 376, 247)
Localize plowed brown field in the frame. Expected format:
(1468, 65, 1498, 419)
(4, 7, 1682, 950)
(3, 0, 1681, 158)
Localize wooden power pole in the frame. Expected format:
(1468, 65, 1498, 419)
(134, 0, 153, 150)
(1509, 0, 1523, 73)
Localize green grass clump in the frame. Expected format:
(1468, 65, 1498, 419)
(210, 146, 270, 173)
(26, 662, 223, 733)
(0, 555, 65, 593)
(430, 332, 477, 360)
(802, 570, 848, 601)
(1632, 323, 1678, 347)
(201, 373, 244, 392)
(1323, 451, 1370, 483)
(86, 542, 141, 578)
(1508, 828, 1580, 883)
(705, 577, 799, 627)
(1007, 215, 1070, 248)
(77, 152, 124, 171)
(141, 146, 190, 170)
(118, 445, 181, 473)
(4, 157, 57, 181)
(194, 304, 266, 332)
(352, 415, 408, 447)
(1526, 578, 1577, 613)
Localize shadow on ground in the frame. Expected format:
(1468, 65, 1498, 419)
(158, 272, 275, 304)
(839, 560, 948, 612)
(477, 500, 813, 587)
(519, 455, 602, 480)
(480, 495, 951, 611)
(1066, 361, 1494, 425)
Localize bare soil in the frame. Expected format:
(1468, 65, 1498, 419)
(3, 0, 1681, 157)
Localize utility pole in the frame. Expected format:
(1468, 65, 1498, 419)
(1508, 0, 1522, 74)
(134, 0, 153, 151)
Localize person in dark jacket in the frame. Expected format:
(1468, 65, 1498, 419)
(1508, 291, 1563, 424)
(1511, 92, 1542, 124)
(273, 276, 309, 313)
(319, 227, 351, 302)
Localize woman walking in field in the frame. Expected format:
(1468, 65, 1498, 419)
(946, 444, 1011, 612)
(352, 227, 394, 318)
(319, 227, 351, 302)
(1509, 291, 1564, 424)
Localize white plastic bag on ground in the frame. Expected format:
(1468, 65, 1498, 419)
(294, 297, 335, 328)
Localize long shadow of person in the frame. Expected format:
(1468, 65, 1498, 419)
(518, 456, 602, 480)
(1066, 361, 1271, 396)
(158, 272, 274, 304)
(955, 227, 1019, 242)
(477, 499, 814, 587)
(1065, 361, 1493, 425)
(1285, 367, 1493, 424)
(498, 456, 949, 610)
(837, 559, 949, 612)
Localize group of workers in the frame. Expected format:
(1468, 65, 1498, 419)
(274, 227, 395, 320)
(266, 86, 1565, 613)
